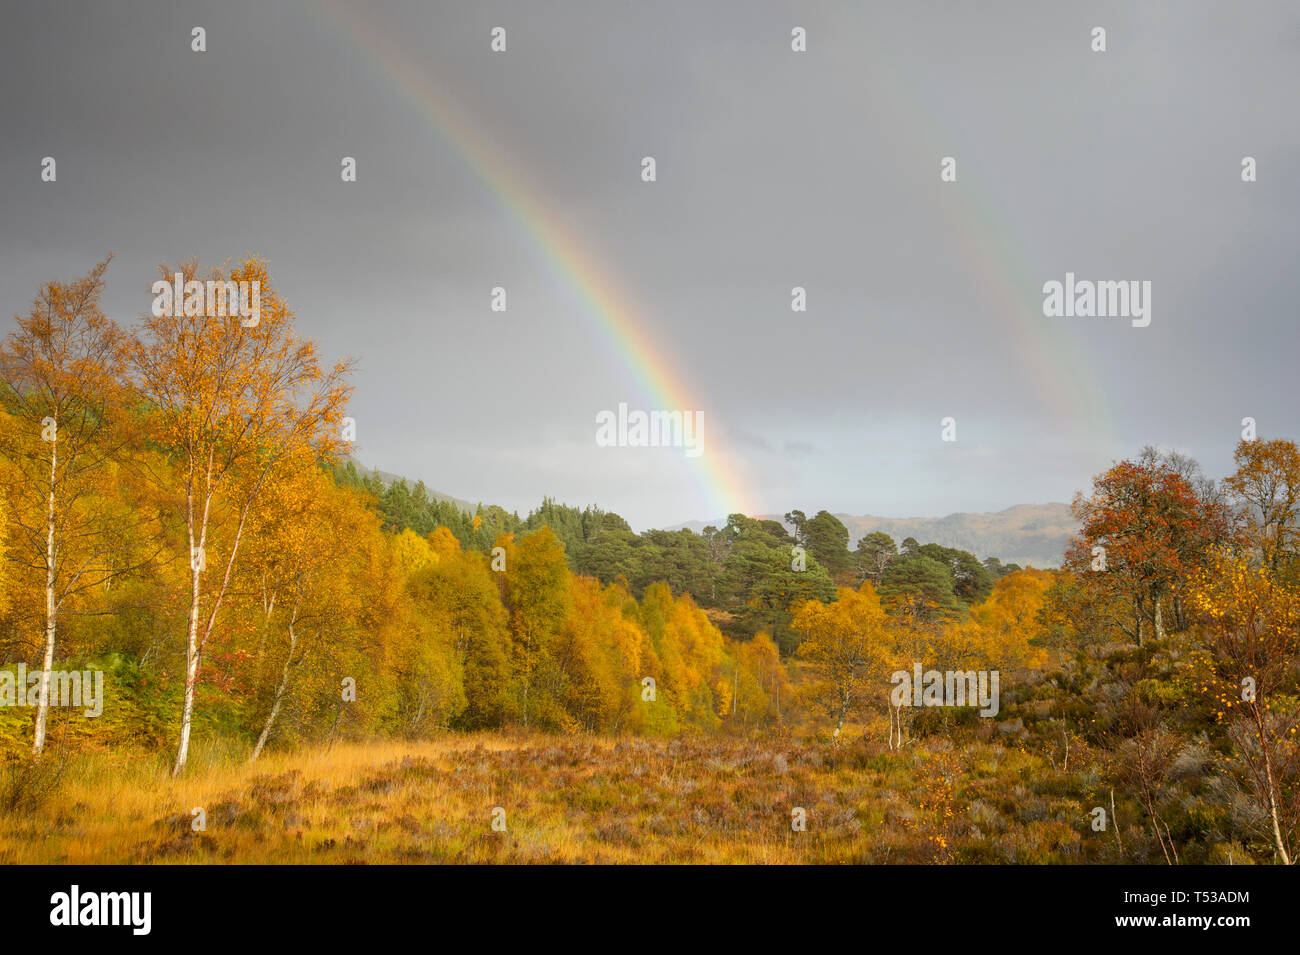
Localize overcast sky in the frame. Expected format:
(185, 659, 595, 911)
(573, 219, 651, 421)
(2, 1, 1297, 530)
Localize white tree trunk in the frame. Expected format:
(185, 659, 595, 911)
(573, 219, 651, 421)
(172, 554, 203, 776)
(33, 422, 58, 756)
(251, 606, 299, 763)
(173, 460, 209, 778)
(1260, 715, 1292, 865)
(173, 460, 263, 776)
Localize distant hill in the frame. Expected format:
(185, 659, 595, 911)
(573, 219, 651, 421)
(346, 459, 478, 514)
(668, 503, 1076, 568)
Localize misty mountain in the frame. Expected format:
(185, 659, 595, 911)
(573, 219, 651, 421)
(669, 503, 1076, 568)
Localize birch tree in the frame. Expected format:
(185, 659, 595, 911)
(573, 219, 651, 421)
(792, 582, 892, 743)
(131, 258, 351, 775)
(0, 258, 142, 755)
(1192, 552, 1300, 865)
(1226, 437, 1300, 575)
(247, 465, 370, 760)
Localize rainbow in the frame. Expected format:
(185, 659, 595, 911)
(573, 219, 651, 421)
(305, 0, 753, 522)
(847, 14, 1121, 445)
(301, 3, 1122, 524)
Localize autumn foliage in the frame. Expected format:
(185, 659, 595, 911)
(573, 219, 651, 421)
(3, 259, 1300, 867)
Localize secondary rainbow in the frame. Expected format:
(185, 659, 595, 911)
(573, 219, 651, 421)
(846, 10, 1122, 448)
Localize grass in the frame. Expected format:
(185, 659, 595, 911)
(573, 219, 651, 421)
(0, 730, 1113, 864)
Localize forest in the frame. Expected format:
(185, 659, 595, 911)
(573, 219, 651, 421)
(1, 258, 1297, 865)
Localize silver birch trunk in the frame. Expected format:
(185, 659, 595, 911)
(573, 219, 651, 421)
(33, 423, 58, 755)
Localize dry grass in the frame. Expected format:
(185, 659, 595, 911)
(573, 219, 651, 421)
(0, 732, 1093, 864)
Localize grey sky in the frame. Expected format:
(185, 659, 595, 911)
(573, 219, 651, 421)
(2, 1, 1297, 530)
